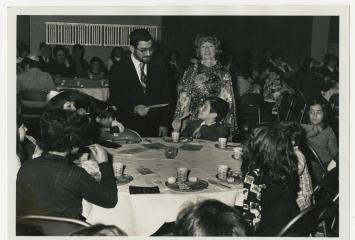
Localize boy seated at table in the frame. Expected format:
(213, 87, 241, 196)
(178, 96, 230, 141)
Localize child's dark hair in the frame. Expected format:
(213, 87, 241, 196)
(206, 96, 229, 122)
(307, 96, 330, 128)
(278, 121, 305, 146)
(174, 199, 246, 236)
(241, 125, 300, 191)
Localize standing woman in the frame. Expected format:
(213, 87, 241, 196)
(173, 34, 238, 137)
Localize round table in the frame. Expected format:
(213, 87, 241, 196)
(84, 138, 244, 236)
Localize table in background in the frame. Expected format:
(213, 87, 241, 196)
(85, 138, 244, 236)
(55, 77, 109, 102)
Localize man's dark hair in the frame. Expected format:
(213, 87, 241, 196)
(39, 109, 90, 152)
(174, 199, 246, 236)
(206, 96, 229, 122)
(130, 29, 153, 48)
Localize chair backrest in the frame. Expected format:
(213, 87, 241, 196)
(286, 90, 308, 123)
(299, 141, 327, 185)
(18, 90, 48, 117)
(17, 215, 91, 236)
(278, 92, 293, 121)
(277, 202, 329, 237)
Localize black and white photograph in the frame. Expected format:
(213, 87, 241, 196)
(3, 2, 351, 239)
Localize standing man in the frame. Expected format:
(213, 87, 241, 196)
(109, 29, 171, 137)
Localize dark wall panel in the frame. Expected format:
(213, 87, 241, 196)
(161, 16, 313, 68)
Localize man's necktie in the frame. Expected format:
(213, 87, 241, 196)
(140, 63, 147, 92)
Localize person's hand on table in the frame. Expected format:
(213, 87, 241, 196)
(158, 126, 168, 137)
(134, 105, 150, 116)
(89, 144, 108, 164)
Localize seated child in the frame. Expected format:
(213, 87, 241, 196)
(180, 96, 230, 141)
(301, 97, 338, 183)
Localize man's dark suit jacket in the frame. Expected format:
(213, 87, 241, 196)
(109, 56, 171, 137)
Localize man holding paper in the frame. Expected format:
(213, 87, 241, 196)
(109, 29, 171, 137)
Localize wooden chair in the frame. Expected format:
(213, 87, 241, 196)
(17, 215, 91, 236)
(18, 90, 48, 118)
(285, 90, 308, 123)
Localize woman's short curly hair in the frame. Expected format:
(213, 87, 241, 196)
(39, 109, 90, 152)
(194, 34, 222, 60)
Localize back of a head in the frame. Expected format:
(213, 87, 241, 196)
(174, 199, 246, 236)
(241, 125, 299, 189)
(207, 96, 229, 122)
(39, 109, 89, 153)
(71, 224, 127, 236)
(130, 29, 153, 48)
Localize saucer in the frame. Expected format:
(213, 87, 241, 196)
(165, 179, 208, 192)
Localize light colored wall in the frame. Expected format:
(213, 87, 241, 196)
(29, 15, 162, 65)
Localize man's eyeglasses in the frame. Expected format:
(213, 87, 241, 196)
(136, 47, 154, 54)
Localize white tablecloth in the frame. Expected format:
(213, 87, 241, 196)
(84, 138, 244, 236)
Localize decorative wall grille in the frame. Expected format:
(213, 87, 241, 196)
(45, 22, 161, 46)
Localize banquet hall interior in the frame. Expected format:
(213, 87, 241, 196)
(15, 15, 339, 237)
